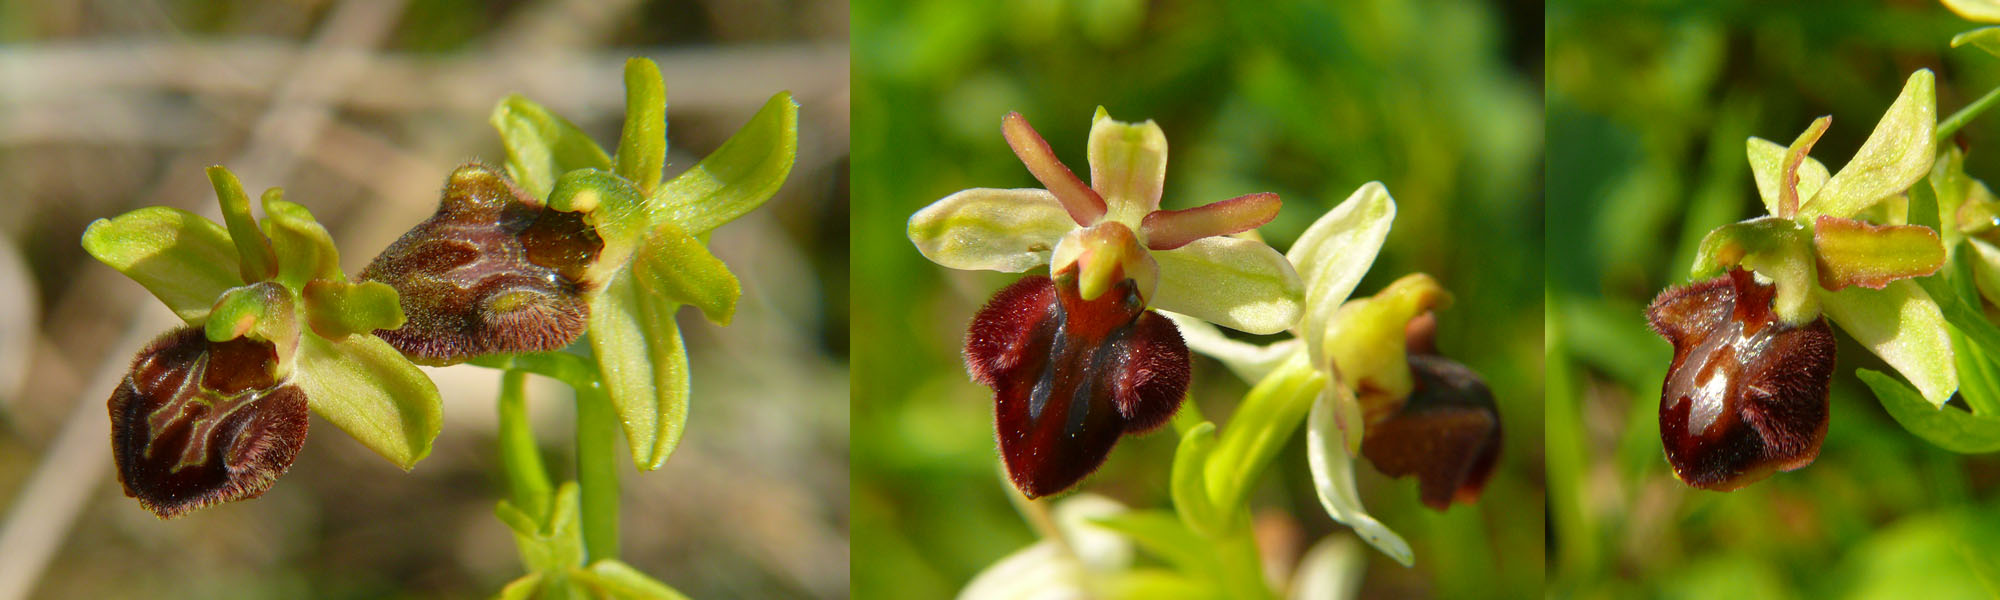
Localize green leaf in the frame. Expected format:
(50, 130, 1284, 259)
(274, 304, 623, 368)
(204, 281, 299, 364)
(654, 91, 798, 236)
(632, 221, 740, 326)
(293, 332, 442, 469)
(907, 188, 1075, 272)
(1860, 369, 2000, 453)
(1168, 422, 1232, 537)
(206, 166, 280, 283)
(615, 58, 668, 196)
(1804, 70, 1937, 219)
(1747, 136, 1830, 217)
(1091, 510, 1210, 574)
(301, 279, 405, 339)
(1693, 217, 1818, 324)
(1951, 329, 2000, 417)
(81, 206, 242, 322)
(1287, 182, 1395, 367)
(491, 95, 614, 200)
(1820, 280, 1958, 407)
(1151, 236, 1304, 335)
(575, 560, 691, 600)
(1811, 216, 1944, 290)
(588, 273, 689, 470)
(259, 191, 343, 289)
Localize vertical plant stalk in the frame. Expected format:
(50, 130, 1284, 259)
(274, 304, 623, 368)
(574, 383, 621, 561)
(499, 370, 554, 521)
(472, 351, 621, 561)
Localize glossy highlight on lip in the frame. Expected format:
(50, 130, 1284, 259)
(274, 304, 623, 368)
(965, 271, 1189, 498)
(1647, 268, 1835, 491)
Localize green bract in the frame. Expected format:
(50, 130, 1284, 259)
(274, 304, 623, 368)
(490, 57, 798, 470)
(1702, 69, 1957, 407)
(82, 166, 441, 469)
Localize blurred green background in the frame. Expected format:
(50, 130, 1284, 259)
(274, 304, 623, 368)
(1548, 0, 2000, 597)
(852, 0, 1543, 597)
(0, 1, 847, 598)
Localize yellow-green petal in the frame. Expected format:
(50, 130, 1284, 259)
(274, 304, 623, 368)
(1151, 236, 1303, 335)
(1747, 137, 1831, 218)
(654, 91, 798, 236)
(1819, 280, 1958, 407)
(1287, 182, 1395, 366)
(81, 206, 242, 323)
(909, 188, 1073, 273)
(1804, 70, 1937, 219)
(293, 332, 442, 470)
(588, 271, 689, 470)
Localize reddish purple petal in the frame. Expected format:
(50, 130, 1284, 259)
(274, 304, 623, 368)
(1646, 269, 1835, 490)
(110, 327, 308, 518)
(360, 163, 603, 365)
(964, 273, 1190, 498)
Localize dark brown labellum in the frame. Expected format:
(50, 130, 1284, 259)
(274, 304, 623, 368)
(360, 163, 604, 365)
(1360, 353, 1501, 510)
(965, 272, 1190, 498)
(1646, 269, 1835, 491)
(110, 327, 308, 518)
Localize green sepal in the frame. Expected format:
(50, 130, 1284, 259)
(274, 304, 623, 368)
(906, 188, 1074, 273)
(1747, 136, 1830, 218)
(1693, 217, 1819, 324)
(301, 279, 406, 340)
(1811, 216, 1944, 290)
(1860, 369, 2000, 453)
(205, 282, 299, 370)
(259, 190, 345, 289)
(1954, 27, 2000, 58)
(615, 58, 668, 196)
(81, 206, 242, 323)
(654, 91, 798, 236)
(632, 221, 741, 326)
(1802, 70, 1937, 219)
(206, 166, 280, 283)
(588, 273, 690, 471)
(491, 95, 615, 200)
(1168, 422, 1232, 537)
(573, 560, 692, 600)
(1820, 280, 1958, 407)
(293, 332, 442, 469)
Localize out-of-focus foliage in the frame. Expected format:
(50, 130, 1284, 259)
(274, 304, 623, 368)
(852, 0, 1543, 597)
(1549, 0, 2000, 596)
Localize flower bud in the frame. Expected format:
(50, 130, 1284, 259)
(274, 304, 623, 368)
(1646, 268, 1835, 490)
(965, 270, 1189, 498)
(361, 163, 604, 365)
(109, 327, 308, 518)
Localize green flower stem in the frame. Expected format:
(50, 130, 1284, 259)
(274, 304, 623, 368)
(1212, 510, 1278, 600)
(1204, 353, 1325, 517)
(574, 382, 622, 561)
(499, 370, 553, 520)
(1938, 84, 2000, 144)
(471, 351, 620, 561)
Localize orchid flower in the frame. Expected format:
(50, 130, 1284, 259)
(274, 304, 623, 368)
(1171, 183, 1500, 566)
(908, 109, 1304, 497)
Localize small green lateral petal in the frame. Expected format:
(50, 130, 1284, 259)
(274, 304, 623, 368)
(1804, 70, 1936, 219)
(655, 91, 798, 236)
(81, 206, 242, 322)
(302, 280, 406, 340)
(1811, 216, 1945, 290)
(1152, 236, 1303, 335)
(1820, 280, 1958, 408)
(588, 272, 690, 471)
(491, 95, 615, 200)
(259, 190, 344, 288)
(205, 282, 300, 365)
(206, 166, 280, 283)
(908, 188, 1073, 272)
(293, 332, 442, 470)
(632, 220, 740, 326)
(1747, 137, 1831, 217)
(615, 58, 668, 196)
(1954, 27, 2000, 59)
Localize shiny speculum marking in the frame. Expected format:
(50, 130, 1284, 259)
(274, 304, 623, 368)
(1647, 269, 1835, 491)
(967, 273, 1188, 498)
(361, 164, 604, 365)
